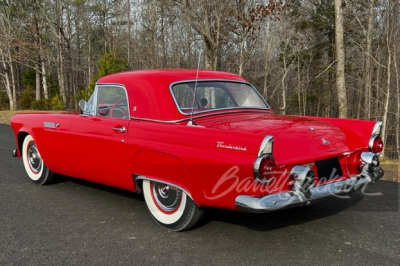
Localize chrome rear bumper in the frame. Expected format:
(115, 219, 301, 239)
(235, 166, 384, 213)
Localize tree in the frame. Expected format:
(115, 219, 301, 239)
(177, 0, 231, 70)
(363, 0, 375, 119)
(335, 0, 348, 118)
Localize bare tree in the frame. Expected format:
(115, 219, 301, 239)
(335, 0, 348, 118)
(178, 0, 230, 70)
(0, 6, 17, 110)
(380, 0, 394, 158)
(363, 0, 375, 119)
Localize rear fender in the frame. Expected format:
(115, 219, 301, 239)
(303, 116, 377, 149)
(131, 151, 195, 201)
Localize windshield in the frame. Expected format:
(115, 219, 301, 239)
(171, 81, 269, 114)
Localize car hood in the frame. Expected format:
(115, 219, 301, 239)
(196, 112, 354, 163)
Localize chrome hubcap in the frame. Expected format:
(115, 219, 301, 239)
(152, 182, 182, 212)
(28, 143, 42, 173)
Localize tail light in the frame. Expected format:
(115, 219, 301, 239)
(346, 152, 363, 174)
(258, 155, 277, 182)
(369, 136, 383, 154)
(254, 135, 276, 182)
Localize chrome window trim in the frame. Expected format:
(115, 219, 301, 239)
(169, 79, 270, 116)
(94, 83, 131, 120)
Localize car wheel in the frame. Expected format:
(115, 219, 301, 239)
(142, 180, 203, 231)
(22, 135, 54, 185)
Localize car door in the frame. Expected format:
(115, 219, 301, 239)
(69, 84, 132, 189)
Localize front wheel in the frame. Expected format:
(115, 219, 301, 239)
(22, 135, 54, 185)
(142, 180, 203, 231)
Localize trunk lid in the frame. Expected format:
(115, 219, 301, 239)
(196, 112, 351, 164)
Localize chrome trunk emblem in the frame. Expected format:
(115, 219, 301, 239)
(217, 141, 247, 151)
(322, 138, 331, 145)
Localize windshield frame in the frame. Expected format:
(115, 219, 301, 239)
(169, 79, 270, 116)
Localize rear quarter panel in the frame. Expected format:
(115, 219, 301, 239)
(129, 120, 265, 209)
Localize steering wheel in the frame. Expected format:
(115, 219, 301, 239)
(110, 99, 126, 118)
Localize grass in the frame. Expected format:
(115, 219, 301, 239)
(0, 110, 64, 125)
(0, 110, 17, 125)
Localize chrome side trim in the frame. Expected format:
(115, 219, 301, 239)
(236, 165, 384, 213)
(371, 121, 382, 136)
(134, 175, 193, 200)
(43, 122, 57, 129)
(131, 109, 271, 124)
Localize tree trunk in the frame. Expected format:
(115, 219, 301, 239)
(281, 55, 288, 115)
(374, 52, 381, 118)
(41, 60, 48, 99)
(381, 12, 392, 158)
(0, 49, 16, 111)
(35, 63, 41, 101)
(394, 48, 400, 161)
(263, 33, 269, 100)
(56, 0, 67, 108)
(335, 0, 348, 118)
(364, 0, 374, 119)
(297, 56, 302, 115)
(127, 0, 131, 63)
(239, 39, 245, 76)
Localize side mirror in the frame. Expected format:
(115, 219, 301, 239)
(79, 100, 87, 113)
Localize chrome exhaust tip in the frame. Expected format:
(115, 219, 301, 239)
(290, 166, 316, 193)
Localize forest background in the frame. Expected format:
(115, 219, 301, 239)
(0, 0, 399, 160)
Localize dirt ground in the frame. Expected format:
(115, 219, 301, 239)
(0, 111, 15, 125)
(1, 111, 398, 182)
(381, 163, 400, 182)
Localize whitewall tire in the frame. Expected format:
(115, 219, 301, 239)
(142, 180, 203, 231)
(22, 135, 54, 185)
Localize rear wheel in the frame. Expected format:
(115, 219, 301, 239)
(142, 180, 203, 231)
(22, 135, 54, 185)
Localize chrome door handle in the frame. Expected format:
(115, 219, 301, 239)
(113, 126, 126, 133)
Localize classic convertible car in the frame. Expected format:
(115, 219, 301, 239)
(11, 69, 384, 231)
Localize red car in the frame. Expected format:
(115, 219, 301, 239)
(11, 69, 384, 231)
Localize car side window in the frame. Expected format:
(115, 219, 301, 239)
(96, 85, 130, 119)
(82, 92, 96, 116)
